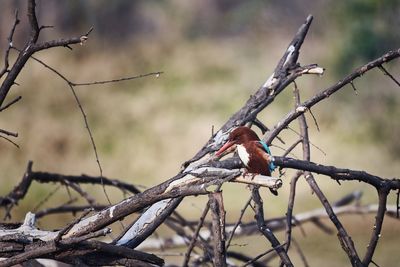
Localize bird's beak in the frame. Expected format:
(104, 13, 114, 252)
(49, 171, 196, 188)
(215, 140, 236, 157)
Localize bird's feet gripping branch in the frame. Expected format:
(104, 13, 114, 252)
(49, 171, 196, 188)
(215, 126, 279, 195)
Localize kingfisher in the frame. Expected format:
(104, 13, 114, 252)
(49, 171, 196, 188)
(215, 126, 278, 195)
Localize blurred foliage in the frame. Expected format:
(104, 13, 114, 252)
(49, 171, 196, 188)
(332, 0, 400, 76)
(328, 0, 400, 159)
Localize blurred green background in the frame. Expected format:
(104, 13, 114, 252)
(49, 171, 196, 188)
(1, 1, 400, 266)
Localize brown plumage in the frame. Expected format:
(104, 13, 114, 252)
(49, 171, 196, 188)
(216, 126, 277, 195)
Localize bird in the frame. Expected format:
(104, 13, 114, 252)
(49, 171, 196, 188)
(215, 126, 278, 195)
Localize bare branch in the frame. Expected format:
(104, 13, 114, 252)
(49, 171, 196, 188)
(0, 167, 142, 214)
(284, 171, 302, 252)
(27, 0, 40, 43)
(251, 187, 293, 267)
(31, 171, 141, 194)
(0, 1, 92, 108)
(0, 162, 33, 211)
(182, 190, 214, 267)
(292, 238, 310, 267)
(138, 203, 400, 250)
(63, 181, 97, 206)
(305, 172, 362, 266)
(362, 187, 389, 265)
(71, 72, 163, 87)
(282, 139, 302, 157)
(1, 6, 399, 265)
(0, 96, 22, 112)
(185, 15, 315, 166)
(32, 185, 61, 212)
(226, 196, 252, 250)
(241, 243, 286, 267)
(0, 10, 19, 79)
(264, 49, 400, 144)
(55, 209, 92, 243)
(115, 198, 182, 248)
(378, 65, 400, 87)
(209, 191, 226, 267)
(294, 80, 363, 266)
(0, 135, 19, 148)
(0, 129, 18, 137)
(10, 50, 163, 205)
(273, 156, 400, 190)
(35, 205, 106, 219)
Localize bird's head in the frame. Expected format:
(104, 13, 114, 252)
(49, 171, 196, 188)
(215, 126, 260, 156)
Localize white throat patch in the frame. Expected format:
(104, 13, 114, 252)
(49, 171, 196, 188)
(237, 144, 250, 166)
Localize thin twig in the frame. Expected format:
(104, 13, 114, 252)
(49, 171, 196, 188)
(308, 108, 320, 131)
(371, 259, 381, 267)
(350, 81, 358, 95)
(292, 238, 310, 267)
(284, 171, 302, 252)
(0, 134, 19, 148)
(362, 187, 389, 265)
(32, 184, 62, 212)
(264, 49, 400, 145)
(282, 139, 302, 157)
(241, 243, 286, 267)
(251, 187, 293, 267)
(253, 118, 285, 144)
(31, 171, 141, 194)
(287, 126, 326, 156)
(378, 65, 400, 87)
(183, 185, 223, 267)
(63, 181, 97, 206)
(71, 72, 163, 86)
(294, 80, 362, 265)
(226, 196, 252, 250)
(0, 96, 22, 112)
(11, 48, 161, 205)
(0, 10, 19, 79)
(67, 81, 111, 204)
(36, 204, 106, 219)
(305, 172, 362, 265)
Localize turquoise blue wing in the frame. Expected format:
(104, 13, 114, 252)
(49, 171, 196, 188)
(258, 141, 276, 172)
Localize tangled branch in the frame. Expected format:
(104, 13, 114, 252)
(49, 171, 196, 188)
(1, 2, 400, 266)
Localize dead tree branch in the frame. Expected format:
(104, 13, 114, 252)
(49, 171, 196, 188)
(209, 192, 226, 267)
(263, 49, 400, 144)
(137, 203, 400, 251)
(0, 162, 141, 212)
(0, 10, 19, 80)
(120, 16, 317, 259)
(0, 0, 92, 108)
(272, 157, 400, 191)
(251, 187, 293, 267)
(1, 4, 400, 265)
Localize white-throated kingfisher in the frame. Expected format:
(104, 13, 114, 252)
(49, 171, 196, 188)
(215, 126, 277, 195)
